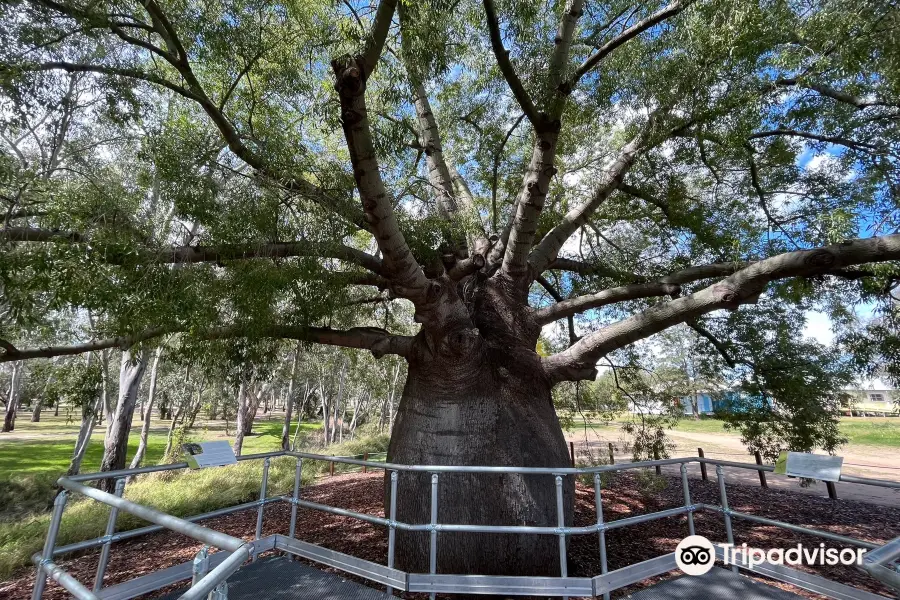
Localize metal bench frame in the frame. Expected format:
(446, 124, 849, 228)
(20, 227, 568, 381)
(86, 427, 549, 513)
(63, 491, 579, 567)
(30, 451, 900, 600)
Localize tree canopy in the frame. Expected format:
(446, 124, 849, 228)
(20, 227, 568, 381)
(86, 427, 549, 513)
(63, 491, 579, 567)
(0, 0, 897, 386)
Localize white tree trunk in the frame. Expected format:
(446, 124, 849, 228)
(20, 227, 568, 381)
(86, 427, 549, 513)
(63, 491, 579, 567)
(2, 361, 23, 432)
(129, 346, 163, 469)
(281, 349, 300, 451)
(99, 348, 149, 491)
(66, 354, 97, 476)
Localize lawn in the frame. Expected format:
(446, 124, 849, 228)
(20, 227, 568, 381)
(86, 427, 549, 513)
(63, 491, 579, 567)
(0, 413, 352, 580)
(571, 415, 900, 448)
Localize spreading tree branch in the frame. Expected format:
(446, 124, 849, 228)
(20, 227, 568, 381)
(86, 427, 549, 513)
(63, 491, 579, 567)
(543, 233, 900, 382)
(534, 281, 681, 325)
(528, 117, 661, 274)
(570, 1, 688, 86)
(0, 325, 415, 364)
(1, 228, 385, 274)
(771, 78, 900, 111)
(482, 0, 540, 125)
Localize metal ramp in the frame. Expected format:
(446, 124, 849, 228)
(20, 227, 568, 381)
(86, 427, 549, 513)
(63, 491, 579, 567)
(158, 560, 805, 600)
(155, 556, 394, 600)
(629, 568, 803, 599)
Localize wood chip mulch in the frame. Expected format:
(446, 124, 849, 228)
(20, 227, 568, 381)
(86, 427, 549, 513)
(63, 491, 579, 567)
(1, 471, 897, 600)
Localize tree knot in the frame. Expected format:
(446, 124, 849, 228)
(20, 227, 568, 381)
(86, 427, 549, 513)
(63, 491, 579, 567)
(804, 249, 836, 269)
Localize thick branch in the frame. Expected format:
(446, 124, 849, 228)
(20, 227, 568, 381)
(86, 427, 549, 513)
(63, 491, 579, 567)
(361, 0, 397, 75)
(411, 84, 459, 221)
(545, 257, 645, 282)
(482, 0, 539, 125)
(543, 233, 900, 382)
(497, 2, 585, 283)
(0, 324, 415, 364)
(570, 1, 688, 86)
(529, 121, 658, 274)
(534, 282, 680, 325)
(1, 228, 385, 274)
(332, 56, 430, 301)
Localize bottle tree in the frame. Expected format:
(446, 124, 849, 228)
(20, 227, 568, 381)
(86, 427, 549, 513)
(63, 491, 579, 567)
(1, 0, 898, 578)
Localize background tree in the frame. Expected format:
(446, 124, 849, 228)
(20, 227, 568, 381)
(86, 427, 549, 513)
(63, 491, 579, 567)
(1, 0, 899, 578)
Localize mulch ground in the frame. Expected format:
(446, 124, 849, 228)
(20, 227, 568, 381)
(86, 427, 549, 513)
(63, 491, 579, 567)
(1, 471, 897, 600)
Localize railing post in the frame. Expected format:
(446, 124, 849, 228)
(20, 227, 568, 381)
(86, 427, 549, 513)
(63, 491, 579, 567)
(93, 477, 126, 592)
(607, 442, 614, 465)
(716, 465, 738, 573)
(593, 474, 610, 600)
(698, 448, 708, 481)
(569, 442, 575, 467)
(254, 458, 270, 561)
(288, 458, 303, 542)
(31, 491, 68, 600)
(826, 481, 838, 500)
(654, 449, 661, 475)
(754, 451, 768, 488)
(329, 460, 334, 477)
(680, 464, 695, 537)
(191, 546, 210, 586)
(555, 475, 569, 600)
(386, 470, 398, 596)
(363, 453, 368, 473)
(208, 581, 228, 600)
(429, 473, 439, 600)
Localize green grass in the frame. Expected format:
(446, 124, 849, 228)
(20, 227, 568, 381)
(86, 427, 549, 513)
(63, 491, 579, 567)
(571, 414, 900, 448)
(837, 418, 900, 447)
(0, 415, 370, 580)
(667, 416, 900, 446)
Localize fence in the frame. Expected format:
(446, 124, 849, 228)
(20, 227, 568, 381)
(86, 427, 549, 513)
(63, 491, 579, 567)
(31, 451, 900, 600)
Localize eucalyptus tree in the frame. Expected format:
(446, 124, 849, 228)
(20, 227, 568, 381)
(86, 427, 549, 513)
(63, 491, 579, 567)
(1, 0, 899, 578)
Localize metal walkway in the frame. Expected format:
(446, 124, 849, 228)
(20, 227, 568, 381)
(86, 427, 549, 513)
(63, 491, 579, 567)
(159, 558, 803, 600)
(155, 556, 394, 600)
(630, 567, 803, 599)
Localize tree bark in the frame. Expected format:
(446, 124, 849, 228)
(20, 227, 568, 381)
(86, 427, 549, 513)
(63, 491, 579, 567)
(3, 361, 23, 432)
(388, 349, 572, 578)
(99, 348, 149, 491)
(387, 278, 573, 579)
(282, 348, 300, 451)
(129, 346, 163, 470)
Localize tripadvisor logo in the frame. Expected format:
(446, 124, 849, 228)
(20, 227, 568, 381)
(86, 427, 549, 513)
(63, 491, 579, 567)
(675, 535, 716, 575)
(675, 535, 867, 576)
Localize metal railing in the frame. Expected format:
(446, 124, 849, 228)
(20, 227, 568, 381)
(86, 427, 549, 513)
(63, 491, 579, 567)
(31, 451, 900, 600)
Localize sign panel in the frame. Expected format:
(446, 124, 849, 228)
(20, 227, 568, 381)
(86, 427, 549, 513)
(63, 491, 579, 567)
(774, 451, 843, 482)
(183, 441, 237, 469)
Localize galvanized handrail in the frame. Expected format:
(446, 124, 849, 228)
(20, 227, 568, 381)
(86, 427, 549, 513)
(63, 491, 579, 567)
(32, 450, 900, 600)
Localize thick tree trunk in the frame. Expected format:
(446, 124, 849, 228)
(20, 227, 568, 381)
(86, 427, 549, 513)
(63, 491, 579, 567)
(130, 346, 163, 470)
(99, 348, 148, 491)
(388, 353, 573, 579)
(387, 279, 573, 580)
(378, 276, 573, 587)
(2, 361, 23, 432)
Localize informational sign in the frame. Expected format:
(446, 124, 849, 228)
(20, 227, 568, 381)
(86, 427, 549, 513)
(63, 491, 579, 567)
(183, 441, 237, 469)
(774, 451, 843, 482)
